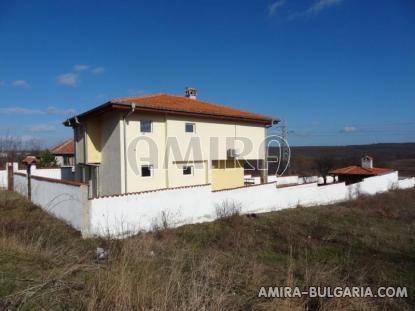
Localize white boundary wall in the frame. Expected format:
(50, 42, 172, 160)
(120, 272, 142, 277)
(13, 173, 88, 232)
(0, 169, 7, 188)
(30, 176, 87, 230)
(6, 169, 415, 238)
(88, 171, 413, 237)
(90, 186, 214, 237)
(16, 167, 62, 179)
(398, 177, 415, 189)
(13, 173, 28, 197)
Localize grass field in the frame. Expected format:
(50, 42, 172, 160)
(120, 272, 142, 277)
(0, 188, 414, 310)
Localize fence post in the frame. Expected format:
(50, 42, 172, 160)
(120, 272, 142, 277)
(26, 164, 32, 200)
(7, 163, 14, 191)
(80, 184, 92, 238)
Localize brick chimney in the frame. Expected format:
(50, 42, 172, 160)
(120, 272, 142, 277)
(185, 87, 197, 99)
(361, 156, 373, 169)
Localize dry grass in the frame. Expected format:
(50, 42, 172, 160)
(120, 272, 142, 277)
(0, 188, 414, 310)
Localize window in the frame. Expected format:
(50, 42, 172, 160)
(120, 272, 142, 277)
(140, 120, 152, 133)
(183, 165, 193, 175)
(185, 122, 195, 133)
(141, 165, 153, 177)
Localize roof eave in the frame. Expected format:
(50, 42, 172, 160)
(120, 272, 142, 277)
(63, 99, 278, 127)
(110, 102, 275, 125)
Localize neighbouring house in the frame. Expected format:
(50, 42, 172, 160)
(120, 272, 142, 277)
(64, 88, 278, 196)
(50, 139, 75, 166)
(329, 156, 392, 185)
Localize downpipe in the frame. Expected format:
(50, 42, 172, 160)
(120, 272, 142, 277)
(123, 103, 136, 194)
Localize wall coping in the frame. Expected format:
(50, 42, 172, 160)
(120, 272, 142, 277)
(92, 183, 212, 200)
(30, 175, 87, 187)
(14, 171, 85, 187)
(212, 181, 277, 193)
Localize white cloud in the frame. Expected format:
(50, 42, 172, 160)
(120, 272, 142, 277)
(57, 73, 78, 86)
(74, 64, 90, 72)
(91, 66, 105, 75)
(128, 89, 146, 96)
(307, 0, 343, 15)
(0, 106, 75, 115)
(288, 0, 343, 19)
(342, 126, 357, 133)
(11, 80, 30, 88)
(28, 123, 56, 132)
(46, 106, 76, 115)
(268, 0, 286, 16)
(0, 107, 43, 114)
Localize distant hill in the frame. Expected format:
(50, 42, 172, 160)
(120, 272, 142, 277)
(266, 143, 415, 177)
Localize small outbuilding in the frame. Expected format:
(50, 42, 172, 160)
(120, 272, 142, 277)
(50, 139, 75, 166)
(329, 156, 392, 185)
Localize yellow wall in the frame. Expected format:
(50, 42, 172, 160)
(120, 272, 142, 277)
(166, 116, 266, 161)
(124, 113, 167, 192)
(79, 111, 266, 195)
(211, 160, 244, 191)
(86, 119, 102, 163)
(168, 161, 208, 188)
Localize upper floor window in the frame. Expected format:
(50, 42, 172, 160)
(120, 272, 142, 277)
(185, 122, 195, 133)
(140, 120, 152, 133)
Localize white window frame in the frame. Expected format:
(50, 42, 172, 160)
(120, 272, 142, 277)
(141, 165, 153, 178)
(185, 122, 195, 133)
(182, 165, 193, 176)
(140, 120, 153, 133)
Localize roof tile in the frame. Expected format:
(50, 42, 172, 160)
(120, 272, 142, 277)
(50, 139, 74, 155)
(329, 165, 391, 176)
(110, 93, 276, 124)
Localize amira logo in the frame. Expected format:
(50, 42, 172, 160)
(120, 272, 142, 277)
(126, 134, 290, 176)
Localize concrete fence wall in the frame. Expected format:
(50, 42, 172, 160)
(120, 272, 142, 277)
(0, 169, 7, 189)
(13, 172, 88, 232)
(88, 171, 412, 238)
(16, 167, 62, 179)
(89, 185, 214, 237)
(4, 166, 415, 238)
(13, 173, 28, 197)
(30, 176, 88, 231)
(397, 177, 415, 189)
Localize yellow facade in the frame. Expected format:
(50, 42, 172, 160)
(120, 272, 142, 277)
(86, 119, 102, 163)
(79, 112, 265, 194)
(211, 160, 244, 191)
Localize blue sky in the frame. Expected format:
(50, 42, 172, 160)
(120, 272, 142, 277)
(0, 0, 414, 147)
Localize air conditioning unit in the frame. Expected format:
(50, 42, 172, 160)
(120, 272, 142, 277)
(227, 148, 240, 159)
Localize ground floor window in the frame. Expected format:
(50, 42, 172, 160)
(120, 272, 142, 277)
(183, 165, 193, 175)
(141, 165, 153, 177)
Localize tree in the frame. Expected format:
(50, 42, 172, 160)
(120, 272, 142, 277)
(314, 157, 336, 185)
(39, 150, 57, 168)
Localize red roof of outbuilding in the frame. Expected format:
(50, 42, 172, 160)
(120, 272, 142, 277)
(64, 93, 278, 126)
(329, 166, 392, 176)
(50, 139, 74, 155)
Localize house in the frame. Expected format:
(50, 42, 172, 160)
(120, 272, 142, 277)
(64, 88, 278, 196)
(50, 139, 75, 166)
(329, 156, 392, 185)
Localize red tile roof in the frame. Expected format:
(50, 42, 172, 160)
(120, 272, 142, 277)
(65, 93, 278, 126)
(329, 166, 392, 176)
(50, 139, 74, 155)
